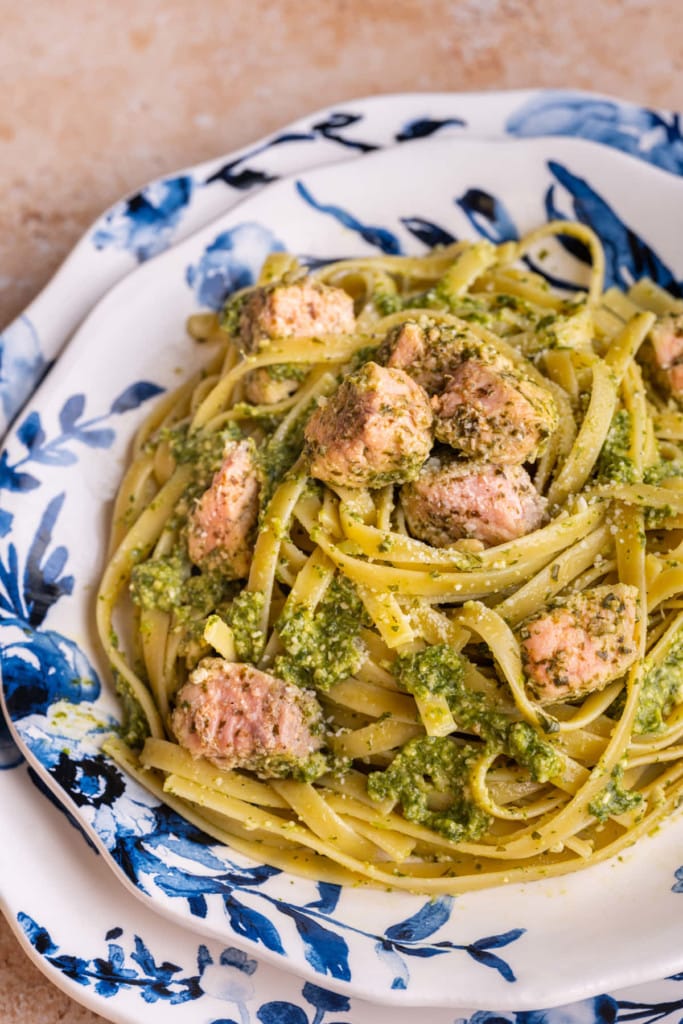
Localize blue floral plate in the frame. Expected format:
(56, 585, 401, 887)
(2, 88, 681, 436)
(2, 93, 683, 1016)
(5, 727, 683, 1024)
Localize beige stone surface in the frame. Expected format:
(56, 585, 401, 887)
(0, 918, 108, 1023)
(1, 0, 682, 330)
(0, 0, 681, 1021)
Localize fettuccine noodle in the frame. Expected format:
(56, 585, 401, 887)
(99, 221, 683, 893)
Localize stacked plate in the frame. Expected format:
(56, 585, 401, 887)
(2, 89, 683, 1024)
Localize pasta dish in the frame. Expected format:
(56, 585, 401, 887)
(98, 221, 683, 893)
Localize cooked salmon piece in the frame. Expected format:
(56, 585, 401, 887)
(304, 361, 433, 488)
(187, 439, 260, 578)
(380, 319, 428, 370)
(432, 358, 558, 464)
(239, 278, 356, 351)
(237, 279, 356, 405)
(378, 319, 509, 393)
(518, 583, 639, 703)
(401, 454, 546, 547)
(243, 366, 306, 406)
(171, 658, 323, 775)
(379, 319, 556, 461)
(647, 314, 683, 402)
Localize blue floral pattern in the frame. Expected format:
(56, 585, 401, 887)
(3, 90, 683, 1014)
(0, 315, 46, 429)
(0, 384, 162, 756)
(186, 223, 285, 310)
(507, 92, 683, 176)
(0, 376, 526, 995)
(295, 181, 403, 255)
(0, 703, 22, 769)
(3, 91, 679, 441)
(92, 176, 195, 261)
(17, 910, 683, 1024)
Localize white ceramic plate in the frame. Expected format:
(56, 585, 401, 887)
(7, 741, 683, 1024)
(6, 749, 683, 1024)
(2, 87, 681, 434)
(2, 131, 683, 1012)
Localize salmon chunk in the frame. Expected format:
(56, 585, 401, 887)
(171, 658, 323, 775)
(647, 314, 683, 402)
(432, 359, 558, 464)
(379, 319, 509, 393)
(243, 366, 306, 406)
(237, 278, 355, 405)
(187, 439, 260, 578)
(379, 319, 556, 461)
(304, 361, 433, 488)
(518, 583, 639, 703)
(401, 454, 546, 547)
(239, 279, 356, 351)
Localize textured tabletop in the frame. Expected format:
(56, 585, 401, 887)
(1, 0, 682, 1021)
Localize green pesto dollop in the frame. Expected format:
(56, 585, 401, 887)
(588, 763, 643, 822)
(396, 644, 471, 705)
(372, 285, 494, 327)
(634, 623, 683, 734)
(643, 458, 683, 486)
(642, 455, 681, 527)
(130, 553, 189, 613)
(275, 576, 367, 692)
(395, 645, 563, 782)
(505, 721, 563, 784)
(264, 362, 309, 384)
(115, 674, 150, 749)
(169, 423, 242, 478)
(256, 401, 319, 504)
(226, 590, 267, 662)
(596, 409, 637, 485)
(221, 292, 248, 337)
(373, 291, 403, 316)
(130, 553, 235, 620)
(367, 735, 491, 841)
(253, 750, 329, 783)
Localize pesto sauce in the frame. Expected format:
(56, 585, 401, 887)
(367, 735, 491, 841)
(257, 401, 317, 502)
(115, 674, 150, 749)
(643, 459, 683, 485)
(642, 459, 683, 526)
(130, 553, 189, 613)
(226, 590, 267, 662)
(130, 552, 236, 621)
(634, 624, 683, 734)
(181, 572, 238, 620)
(221, 292, 248, 337)
(505, 721, 563, 784)
(588, 763, 642, 822)
(596, 409, 637, 485)
(373, 286, 451, 317)
(346, 344, 381, 372)
(248, 750, 329, 783)
(258, 433, 304, 500)
(398, 645, 467, 701)
(171, 422, 242, 473)
(264, 362, 309, 384)
(373, 292, 403, 316)
(394, 645, 562, 783)
(275, 577, 367, 692)
(644, 504, 674, 529)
